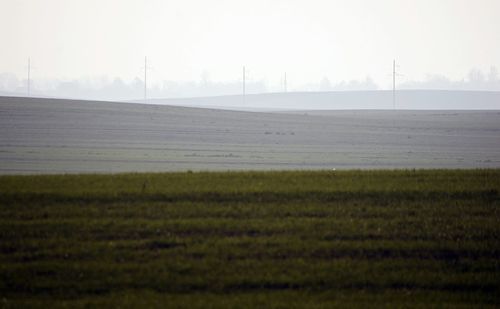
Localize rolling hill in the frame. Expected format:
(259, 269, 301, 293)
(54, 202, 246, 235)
(1, 95, 499, 174)
(140, 90, 500, 111)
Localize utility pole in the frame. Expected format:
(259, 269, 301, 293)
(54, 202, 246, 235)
(27, 57, 31, 96)
(392, 59, 396, 110)
(243, 66, 246, 105)
(144, 56, 147, 103)
(284, 72, 287, 93)
(391, 60, 404, 110)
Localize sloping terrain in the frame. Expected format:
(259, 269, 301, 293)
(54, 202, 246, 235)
(1, 96, 499, 174)
(143, 90, 500, 110)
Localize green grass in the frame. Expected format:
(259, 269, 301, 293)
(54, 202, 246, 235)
(0, 170, 499, 307)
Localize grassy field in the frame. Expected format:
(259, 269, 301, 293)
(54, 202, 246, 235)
(0, 170, 499, 307)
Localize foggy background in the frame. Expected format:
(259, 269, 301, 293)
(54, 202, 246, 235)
(1, 68, 500, 101)
(1, 0, 499, 102)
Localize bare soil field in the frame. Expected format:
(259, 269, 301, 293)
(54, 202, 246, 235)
(1, 96, 499, 174)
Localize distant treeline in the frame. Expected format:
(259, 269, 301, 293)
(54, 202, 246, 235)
(0, 66, 499, 101)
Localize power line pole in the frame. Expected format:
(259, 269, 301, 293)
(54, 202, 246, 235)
(144, 56, 147, 103)
(284, 72, 287, 93)
(27, 57, 31, 96)
(391, 60, 404, 110)
(392, 59, 396, 110)
(243, 66, 246, 105)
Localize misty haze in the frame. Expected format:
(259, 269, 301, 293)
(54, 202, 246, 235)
(1, 0, 499, 307)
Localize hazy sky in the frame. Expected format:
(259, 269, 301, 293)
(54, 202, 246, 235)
(1, 0, 499, 89)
